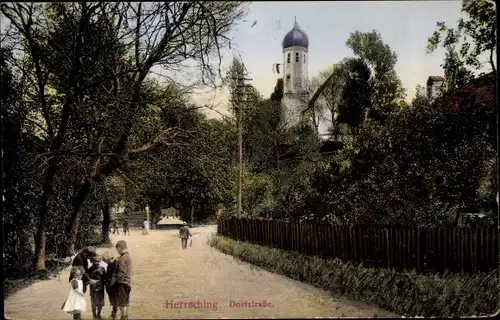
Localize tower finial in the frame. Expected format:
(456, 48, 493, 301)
(294, 16, 297, 23)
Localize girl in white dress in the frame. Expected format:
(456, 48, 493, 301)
(63, 266, 87, 319)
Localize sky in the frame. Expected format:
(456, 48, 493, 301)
(189, 0, 468, 118)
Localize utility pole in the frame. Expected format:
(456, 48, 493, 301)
(232, 74, 252, 219)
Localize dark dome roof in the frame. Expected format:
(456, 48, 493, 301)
(282, 21, 309, 49)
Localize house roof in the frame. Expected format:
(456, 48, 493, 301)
(429, 76, 445, 81)
(427, 76, 445, 86)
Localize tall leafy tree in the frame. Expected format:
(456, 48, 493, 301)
(427, 0, 496, 88)
(1, 1, 247, 266)
(346, 30, 406, 123)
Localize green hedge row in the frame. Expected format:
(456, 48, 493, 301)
(208, 235, 499, 317)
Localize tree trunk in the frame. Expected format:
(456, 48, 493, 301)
(150, 198, 162, 230)
(489, 47, 496, 75)
(59, 179, 92, 257)
(33, 160, 58, 270)
(33, 218, 47, 270)
(101, 203, 111, 243)
(190, 200, 195, 226)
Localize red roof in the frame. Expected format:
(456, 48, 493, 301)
(427, 76, 445, 86)
(428, 76, 445, 81)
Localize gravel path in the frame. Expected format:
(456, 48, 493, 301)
(4, 226, 396, 319)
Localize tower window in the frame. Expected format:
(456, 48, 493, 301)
(295, 52, 299, 62)
(304, 54, 306, 63)
(287, 53, 290, 63)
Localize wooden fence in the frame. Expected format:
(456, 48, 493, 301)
(217, 218, 499, 273)
(112, 211, 147, 229)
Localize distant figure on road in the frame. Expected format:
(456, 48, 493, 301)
(122, 219, 130, 236)
(142, 219, 149, 235)
(179, 222, 192, 249)
(112, 220, 120, 235)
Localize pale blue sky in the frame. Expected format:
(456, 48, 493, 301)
(195, 0, 470, 116)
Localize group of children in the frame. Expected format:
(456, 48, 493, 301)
(63, 240, 132, 320)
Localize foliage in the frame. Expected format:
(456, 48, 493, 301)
(346, 30, 406, 123)
(310, 30, 406, 137)
(320, 73, 497, 226)
(2, 47, 41, 274)
(209, 235, 500, 317)
(1, 1, 247, 265)
(269, 78, 284, 102)
(427, 0, 496, 91)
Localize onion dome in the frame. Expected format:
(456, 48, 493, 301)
(282, 19, 309, 49)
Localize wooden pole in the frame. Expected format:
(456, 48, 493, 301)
(236, 90, 243, 219)
(234, 75, 252, 219)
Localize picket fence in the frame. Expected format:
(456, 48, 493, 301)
(217, 218, 499, 273)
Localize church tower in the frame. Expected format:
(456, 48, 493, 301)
(281, 19, 310, 127)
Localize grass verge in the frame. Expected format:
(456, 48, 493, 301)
(208, 234, 499, 317)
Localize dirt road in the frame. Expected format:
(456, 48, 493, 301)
(4, 225, 395, 319)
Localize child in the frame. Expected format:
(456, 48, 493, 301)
(89, 255, 105, 320)
(102, 252, 118, 320)
(63, 266, 86, 320)
(114, 240, 132, 320)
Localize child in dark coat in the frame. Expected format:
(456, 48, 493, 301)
(88, 255, 105, 320)
(102, 251, 118, 320)
(114, 240, 132, 320)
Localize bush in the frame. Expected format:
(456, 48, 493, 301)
(208, 235, 499, 317)
(76, 225, 105, 249)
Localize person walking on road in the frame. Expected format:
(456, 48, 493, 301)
(179, 222, 192, 249)
(112, 220, 120, 235)
(122, 219, 130, 236)
(141, 219, 149, 235)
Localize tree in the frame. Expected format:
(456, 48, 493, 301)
(310, 64, 345, 136)
(309, 30, 405, 135)
(2, 47, 42, 273)
(441, 46, 475, 91)
(336, 58, 372, 135)
(1, 1, 247, 266)
(427, 0, 496, 80)
(346, 30, 406, 123)
(270, 78, 283, 102)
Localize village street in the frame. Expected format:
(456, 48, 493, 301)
(5, 224, 395, 319)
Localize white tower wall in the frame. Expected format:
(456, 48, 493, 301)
(282, 46, 309, 127)
(283, 46, 308, 94)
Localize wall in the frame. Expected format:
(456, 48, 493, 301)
(282, 46, 308, 94)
